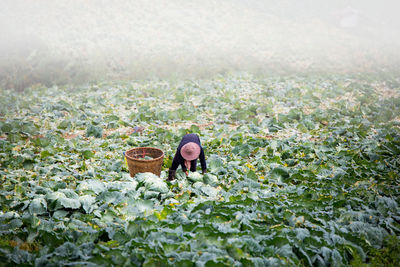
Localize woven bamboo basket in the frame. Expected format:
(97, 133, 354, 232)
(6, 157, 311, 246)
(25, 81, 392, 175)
(125, 147, 164, 177)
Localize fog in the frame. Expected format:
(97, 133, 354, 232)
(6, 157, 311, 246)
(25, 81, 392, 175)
(1, 0, 400, 89)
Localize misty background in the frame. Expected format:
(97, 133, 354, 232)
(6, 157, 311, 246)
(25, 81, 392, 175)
(1, 0, 400, 90)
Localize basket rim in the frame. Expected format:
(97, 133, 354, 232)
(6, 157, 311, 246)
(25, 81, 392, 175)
(125, 147, 164, 162)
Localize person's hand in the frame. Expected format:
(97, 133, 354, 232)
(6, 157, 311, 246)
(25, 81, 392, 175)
(167, 169, 176, 181)
(185, 171, 189, 176)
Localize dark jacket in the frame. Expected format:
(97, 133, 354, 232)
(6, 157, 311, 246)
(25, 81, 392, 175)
(170, 134, 206, 172)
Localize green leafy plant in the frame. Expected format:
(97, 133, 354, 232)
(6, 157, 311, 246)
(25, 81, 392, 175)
(0, 73, 399, 266)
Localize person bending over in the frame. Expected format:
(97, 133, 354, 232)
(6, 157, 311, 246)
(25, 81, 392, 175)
(168, 133, 207, 181)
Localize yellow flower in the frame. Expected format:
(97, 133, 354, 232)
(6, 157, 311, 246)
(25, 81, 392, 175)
(12, 145, 22, 152)
(245, 163, 255, 170)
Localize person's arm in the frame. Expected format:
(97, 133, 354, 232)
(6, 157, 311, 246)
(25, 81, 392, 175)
(181, 162, 187, 173)
(172, 150, 188, 171)
(169, 151, 182, 180)
(199, 147, 207, 174)
(170, 151, 180, 171)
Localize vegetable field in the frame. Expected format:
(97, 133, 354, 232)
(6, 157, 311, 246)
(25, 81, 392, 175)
(1, 74, 400, 266)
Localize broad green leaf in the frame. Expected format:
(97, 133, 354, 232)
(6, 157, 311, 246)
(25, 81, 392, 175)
(81, 150, 95, 159)
(203, 173, 218, 186)
(77, 179, 106, 194)
(29, 197, 47, 215)
(188, 172, 203, 183)
(79, 195, 96, 213)
(86, 124, 103, 138)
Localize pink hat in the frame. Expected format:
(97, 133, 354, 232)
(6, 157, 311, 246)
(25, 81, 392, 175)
(180, 142, 200, 161)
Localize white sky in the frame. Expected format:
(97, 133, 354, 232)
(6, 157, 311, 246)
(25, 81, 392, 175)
(1, 0, 400, 79)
